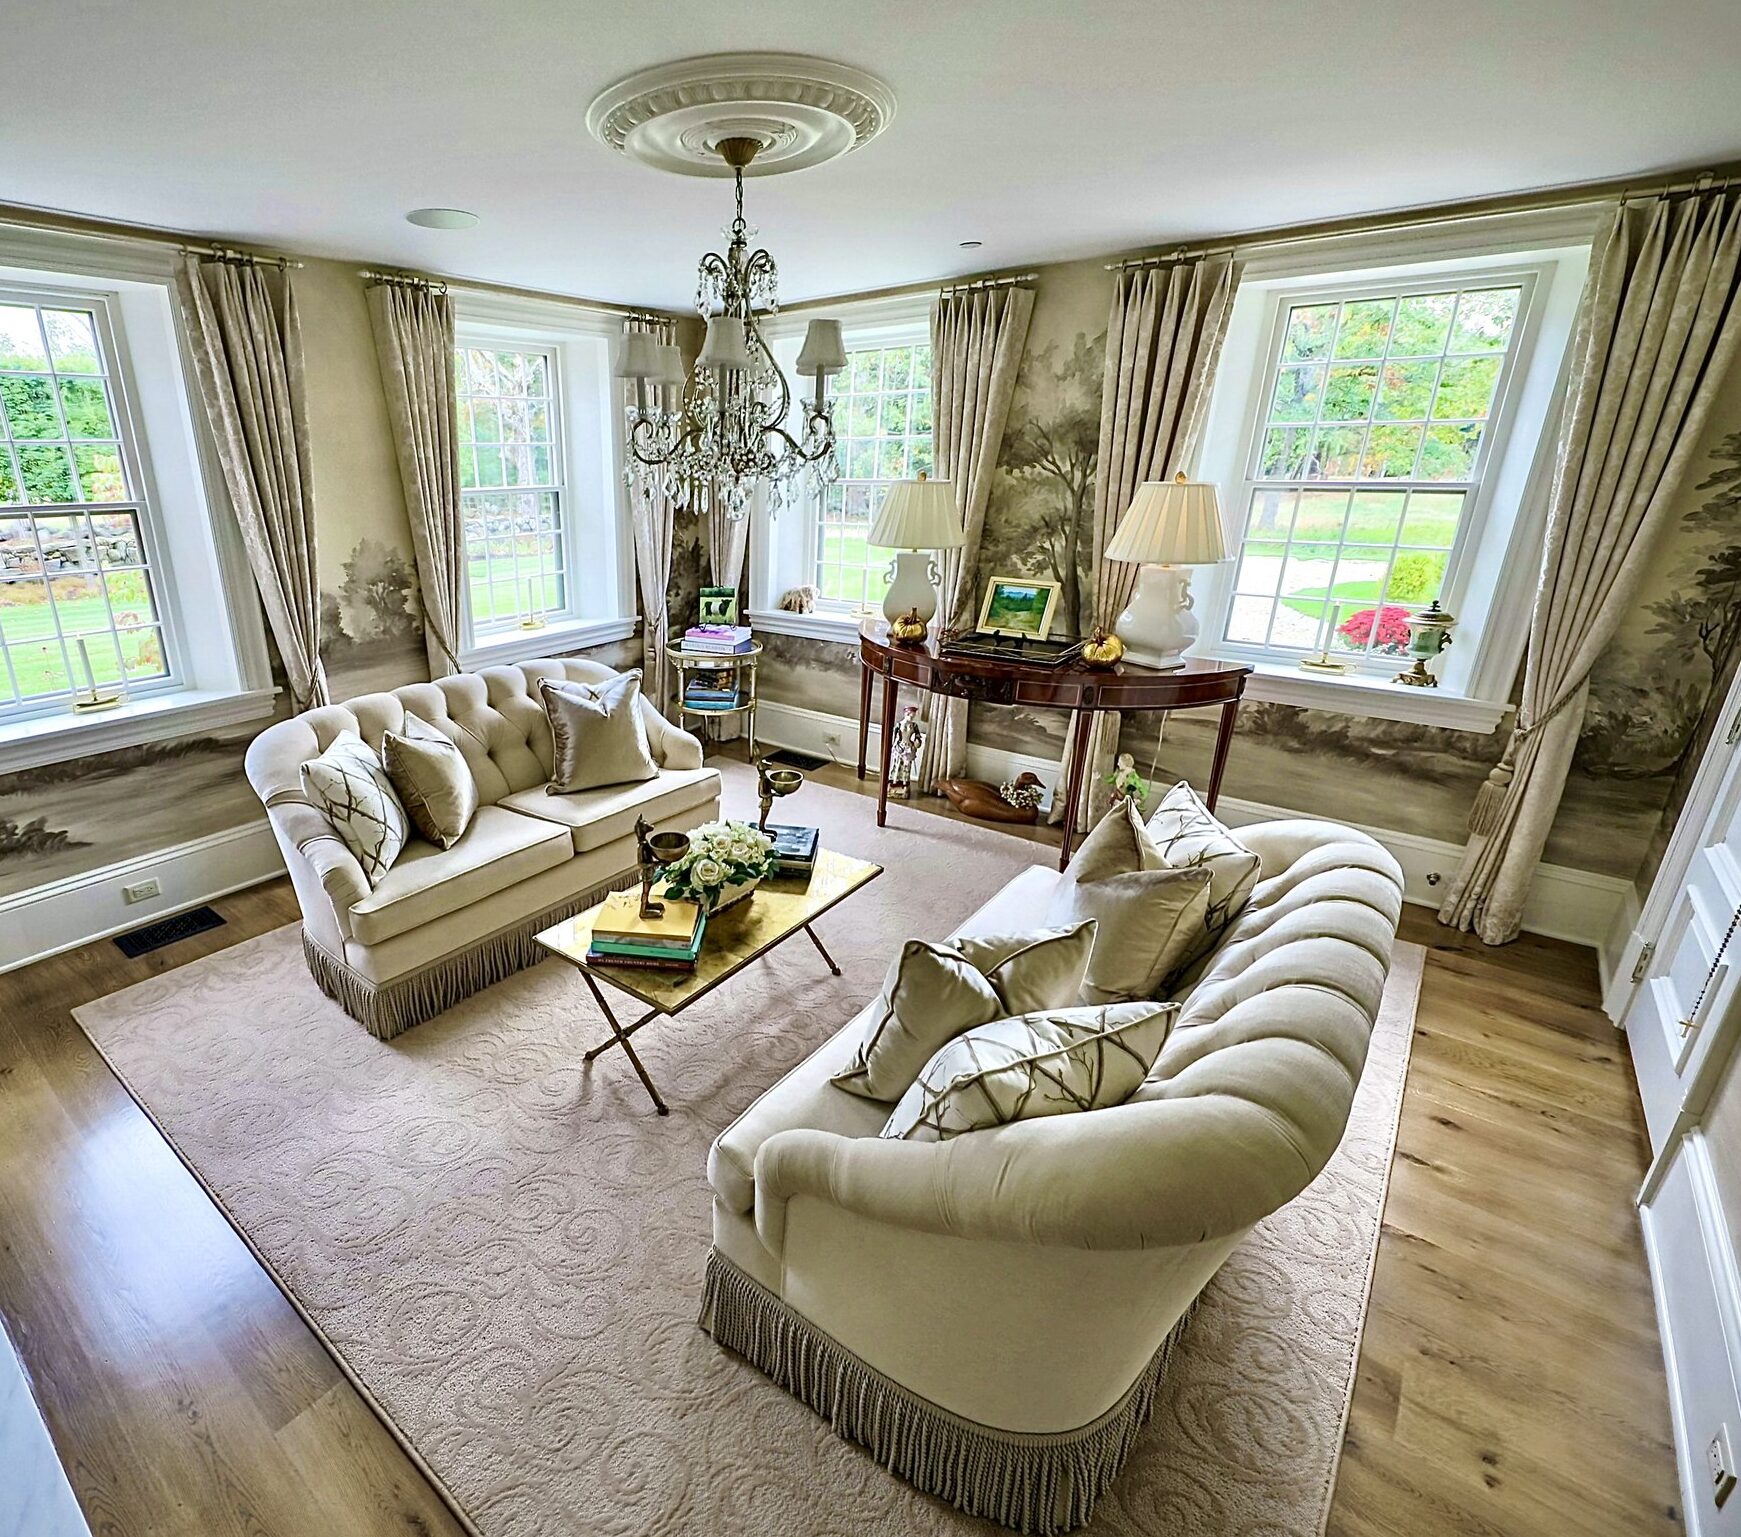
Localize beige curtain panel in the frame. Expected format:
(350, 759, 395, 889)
(1440, 188, 1741, 944)
(915, 283, 1036, 792)
(176, 254, 327, 711)
(699, 477, 752, 743)
(367, 279, 464, 678)
(1053, 254, 1240, 827)
(625, 315, 680, 710)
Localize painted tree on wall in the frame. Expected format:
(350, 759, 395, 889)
(335, 537, 419, 643)
(981, 332, 1104, 637)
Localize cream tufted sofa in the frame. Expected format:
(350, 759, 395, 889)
(700, 818, 1404, 1534)
(245, 659, 718, 1040)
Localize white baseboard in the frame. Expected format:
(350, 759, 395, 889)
(754, 697, 1631, 953)
(0, 819, 284, 974)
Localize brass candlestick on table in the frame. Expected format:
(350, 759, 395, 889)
(633, 815, 691, 920)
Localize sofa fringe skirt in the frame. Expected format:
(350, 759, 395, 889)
(302, 866, 643, 1040)
(698, 1248, 1196, 1534)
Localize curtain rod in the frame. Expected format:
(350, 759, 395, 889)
(938, 271, 1039, 296)
(361, 268, 447, 293)
(1106, 165, 1741, 270)
(188, 244, 305, 270)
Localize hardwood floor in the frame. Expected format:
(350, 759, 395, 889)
(0, 764, 1682, 1535)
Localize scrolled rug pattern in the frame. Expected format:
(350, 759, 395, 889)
(74, 762, 1423, 1537)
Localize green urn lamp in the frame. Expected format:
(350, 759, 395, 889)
(1394, 600, 1456, 688)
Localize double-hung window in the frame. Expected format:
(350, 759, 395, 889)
(1190, 226, 1595, 730)
(815, 339, 934, 612)
(1223, 276, 1531, 666)
(451, 301, 633, 667)
(0, 291, 172, 713)
(751, 299, 936, 635)
(455, 341, 567, 631)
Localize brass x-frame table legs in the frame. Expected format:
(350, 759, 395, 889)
(579, 922, 845, 1115)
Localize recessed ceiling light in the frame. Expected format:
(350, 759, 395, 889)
(959, 239, 983, 249)
(406, 208, 479, 230)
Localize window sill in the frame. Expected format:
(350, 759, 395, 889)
(1230, 658, 1512, 733)
(459, 616, 639, 672)
(0, 686, 281, 775)
(748, 608, 868, 645)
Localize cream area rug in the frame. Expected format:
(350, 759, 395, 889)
(74, 761, 1425, 1537)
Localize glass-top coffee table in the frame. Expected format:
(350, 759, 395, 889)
(536, 848, 882, 1115)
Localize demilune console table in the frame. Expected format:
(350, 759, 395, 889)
(856, 619, 1251, 870)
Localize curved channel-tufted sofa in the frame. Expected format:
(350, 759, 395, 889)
(245, 658, 719, 1039)
(701, 818, 1404, 1534)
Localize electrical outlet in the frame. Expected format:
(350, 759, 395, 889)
(1708, 1425, 1736, 1507)
(122, 877, 161, 905)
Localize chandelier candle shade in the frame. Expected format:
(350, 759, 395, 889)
(1104, 473, 1228, 670)
(868, 472, 963, 638)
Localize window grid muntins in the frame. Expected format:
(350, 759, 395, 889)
(456, 344, 566, 632)
(1225, 283, 1523, 665)
(815, 342, 933, 611)
(0, 297, 168, 709)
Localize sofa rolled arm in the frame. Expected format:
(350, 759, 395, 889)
(639, 697, 705, 770)
(263, 791, 369, 936)
(753, 1082, 1328, 1258)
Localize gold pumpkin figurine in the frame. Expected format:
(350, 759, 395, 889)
(1082, 626, 1126, 669)
(889, 608, 929, 646)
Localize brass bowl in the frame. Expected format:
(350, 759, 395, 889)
(647, 832, 691, 863)
(763, 767, 804, 797)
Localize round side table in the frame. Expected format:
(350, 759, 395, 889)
(668, 641, 762, 755)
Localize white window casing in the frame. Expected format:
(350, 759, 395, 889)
(450, 291, 634, 671)
(0, 230, 274, 771)
(1190, 211, 1596, 732)
(751, 294, 934, 642)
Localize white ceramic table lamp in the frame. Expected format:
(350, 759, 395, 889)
(867, 473, 964, 637)
(1104, 473, 1227, 670)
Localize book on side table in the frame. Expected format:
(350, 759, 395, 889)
(586, 890, 706, 971)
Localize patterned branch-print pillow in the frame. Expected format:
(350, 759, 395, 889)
(881, 1002, 1178, 1143)
(1145, 781, 1261, 984)
(300, 729, 410, 889)
(833, 921, 1097, 1103)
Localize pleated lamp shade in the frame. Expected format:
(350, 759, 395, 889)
(1105, 474, 1227, 566)
(614, 329, 663, 381)
(868, 473, 964, 550)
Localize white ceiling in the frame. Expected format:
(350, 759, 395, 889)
(8, 0, 1741, 308)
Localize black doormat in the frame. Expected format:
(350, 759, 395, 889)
(763, 748, 829, 771)
(113, 905, 225, 959)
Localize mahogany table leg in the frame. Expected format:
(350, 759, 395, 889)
(877, 673, 898, 827)
(1207, 697, 1241, 812)
(857, 661, 873, 780)
(1058, 707, 1097, 871)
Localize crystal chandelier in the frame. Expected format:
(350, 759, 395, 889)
(616, 136, 848, 520)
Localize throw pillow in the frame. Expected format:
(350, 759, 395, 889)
(300, 729, 409, 889)
(881, 1001, 1179, 1143)
(1049, 798, 1212, 1004)
(1145, 781, 1262, 978)
(541, 671, 658, 794)
(832, 920, 1097, 1102)
(382, 713, 477, 851)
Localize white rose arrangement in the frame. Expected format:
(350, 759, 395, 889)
(660, 819, 777, 908)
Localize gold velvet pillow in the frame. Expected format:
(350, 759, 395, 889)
(1049, 799, 1212, 1004)
(832, 921, 1098, 1102)
(382, 714, 477, 851)
(541, 671, 659, 794)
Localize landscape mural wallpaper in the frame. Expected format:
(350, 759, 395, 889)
(755, 251, 1741, 901)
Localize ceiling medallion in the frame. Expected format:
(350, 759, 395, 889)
(596, 55, 893, 520)
(585, 52, 895, 178)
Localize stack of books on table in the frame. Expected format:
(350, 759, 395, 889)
(585, 890, 706, 972)
(681, 624, 754, 656)
(683, 668, 742, 713)
(765, 822, 820, 877)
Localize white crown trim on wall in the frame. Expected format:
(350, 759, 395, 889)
(585, 53, 896, 178)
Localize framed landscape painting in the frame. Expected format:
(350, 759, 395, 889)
(698, 585, 739, 626)
(977, 576, 1060, 639)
